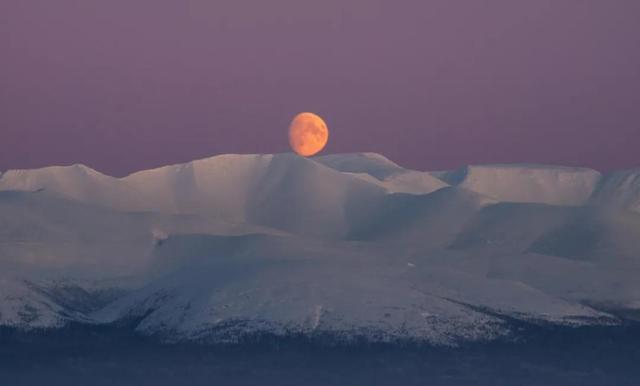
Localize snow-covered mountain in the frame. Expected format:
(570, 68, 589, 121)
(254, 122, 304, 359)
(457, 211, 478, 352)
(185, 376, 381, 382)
(1, 153, 639, 343)
(1, 154, 388, 238)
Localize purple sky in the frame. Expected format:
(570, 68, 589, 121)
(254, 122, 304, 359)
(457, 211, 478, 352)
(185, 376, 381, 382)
(1, 0, 639, 176)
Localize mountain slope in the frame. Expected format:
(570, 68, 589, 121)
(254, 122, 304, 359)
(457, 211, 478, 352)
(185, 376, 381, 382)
(0, 277, 72, 328)
(94, 233, 608, 345)
(0, 164, 142, 210)
(449, 202, 640, 265)
(441, 164, 602, 206)
(0, 190, 278, 275)
(348, 187, 495, 247)
(590, 169, 640, 213)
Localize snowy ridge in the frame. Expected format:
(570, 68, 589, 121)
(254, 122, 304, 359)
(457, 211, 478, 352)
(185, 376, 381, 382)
(316, 153, 448, 194)
(0, 164, 141, 210)
(2, 153, 638, 209)
(441, 164, 602, 206)
(314, 152, 405, 179)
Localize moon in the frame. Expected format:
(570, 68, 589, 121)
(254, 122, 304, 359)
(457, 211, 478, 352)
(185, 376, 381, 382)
(288, 112, 329, 157)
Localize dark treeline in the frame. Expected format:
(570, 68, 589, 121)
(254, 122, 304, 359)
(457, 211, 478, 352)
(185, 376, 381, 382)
(1, 321, 640, 386)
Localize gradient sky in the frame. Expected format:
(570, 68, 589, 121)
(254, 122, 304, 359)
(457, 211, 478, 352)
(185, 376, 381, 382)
(1, 0, 639, 176)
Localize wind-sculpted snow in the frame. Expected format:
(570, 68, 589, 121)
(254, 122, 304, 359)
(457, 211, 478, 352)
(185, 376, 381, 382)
(0, 153, 639, 344)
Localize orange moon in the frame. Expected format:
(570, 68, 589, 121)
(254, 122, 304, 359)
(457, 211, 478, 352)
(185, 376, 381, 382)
(288, 112, 329, 157)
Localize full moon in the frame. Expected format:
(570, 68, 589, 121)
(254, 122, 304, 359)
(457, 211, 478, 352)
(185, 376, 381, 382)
(288, 112, 329, 157)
